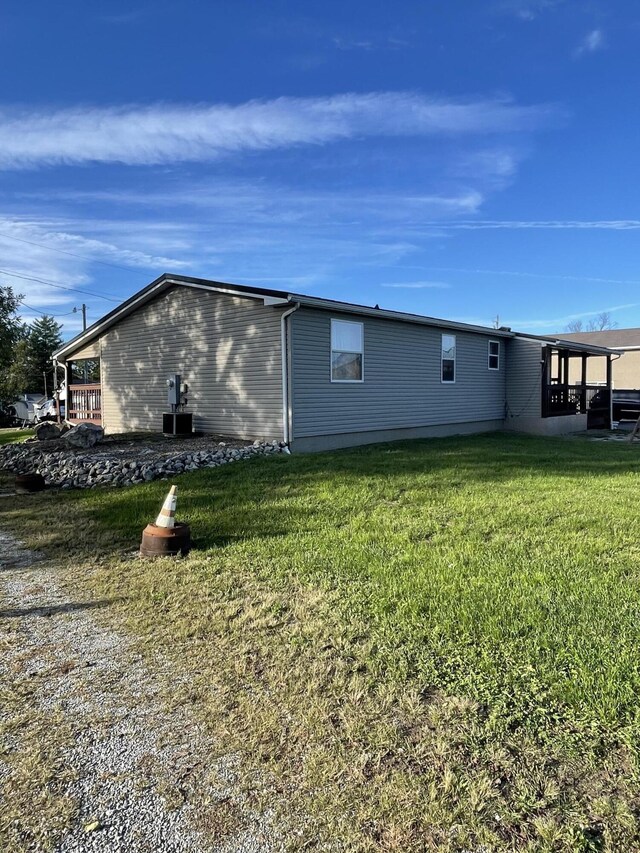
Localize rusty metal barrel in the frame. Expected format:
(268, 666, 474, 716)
(15, 473, 46, 494)
(139, 521, 191, 557)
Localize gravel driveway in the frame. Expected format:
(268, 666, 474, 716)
(0, 531, 279, 852)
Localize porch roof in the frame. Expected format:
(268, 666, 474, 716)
(514, 332, 617, 357)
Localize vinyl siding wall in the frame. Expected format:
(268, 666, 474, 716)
(568, 350, 637, 389)
(504, 337, 543, 423)
(65, 286, 284, 438)
(67, 341, 100, 359)
(290, 308, 506, 440)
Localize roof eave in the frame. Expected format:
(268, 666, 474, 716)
(53, 273, 292, 360)
(513, 331, 618, 356)
(291, 295, 514, 337)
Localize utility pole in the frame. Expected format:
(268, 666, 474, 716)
(74, 304, 87, 331)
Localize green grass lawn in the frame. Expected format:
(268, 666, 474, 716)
(0, 428, 33, 445)
(3, 432, 640, 850)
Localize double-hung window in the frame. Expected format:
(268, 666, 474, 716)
(441, 334, 456, 383)
(488, 340, 500, 370)
(331, 319, 364, 382)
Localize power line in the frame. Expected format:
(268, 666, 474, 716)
(0, 268, 121, 302)
(0, 230, 153, 274)
(18, 300, 78, 318)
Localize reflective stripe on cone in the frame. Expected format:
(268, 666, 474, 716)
(155, 484, 178, 528)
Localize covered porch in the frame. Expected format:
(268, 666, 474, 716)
(66, 357, 102, 425)
(543, 343, 613, 427)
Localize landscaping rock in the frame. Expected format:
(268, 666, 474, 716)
(34, 421, 62, 441)
(0, 434, 285, 491)
(63, 423, 104, 449)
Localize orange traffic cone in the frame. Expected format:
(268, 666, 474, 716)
(140, 485, 191, 557)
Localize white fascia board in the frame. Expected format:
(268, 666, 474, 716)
(171, 280, 282, 302)
(263, 296, 291, 306)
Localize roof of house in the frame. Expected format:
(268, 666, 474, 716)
(513, 330, 616, 355)
(556, 328, 640, 349)
(53, 272, 618, 360)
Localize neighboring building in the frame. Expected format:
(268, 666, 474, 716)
(52, 274, 616, 451)
(560, 329, 640, 389)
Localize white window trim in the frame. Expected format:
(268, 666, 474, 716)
(330, 318, 364, 383)
(441, 333, 456, 384)
(488, 339, 500, 371)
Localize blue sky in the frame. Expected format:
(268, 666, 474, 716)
(1, 0, 639, 338)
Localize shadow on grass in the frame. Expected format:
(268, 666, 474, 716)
(0, 599, 114, 618)
(1, 432, 639, 559)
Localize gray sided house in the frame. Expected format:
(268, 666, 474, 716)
(53, 274, 617, 451)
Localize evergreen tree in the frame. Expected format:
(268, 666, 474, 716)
(0, 286, 26, 404)
(23, 315, 63, 394)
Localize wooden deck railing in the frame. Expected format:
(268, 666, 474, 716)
(68, 384, 102, 424)
(542, 384, 600, 418)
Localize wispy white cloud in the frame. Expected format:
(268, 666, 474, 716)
(333, 37, 375, 50)
(453, 148, 520, 179)
(36, 183, 484, 223)
(380, 281, 450, 289)
(332, 35, 409, 51)
(0, 217, 185, 269)
(451, 303, 639, 332)
(419, 219, 640, 230)
(419, 266, 640, 287)
(512, 303, 639, 331)
(497, 0, 564, 21)
(573, 29, 605, 58)
(0, 92, 558, 170)
(0, 215, 188, 328)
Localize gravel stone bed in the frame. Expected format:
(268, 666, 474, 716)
(0, 533, 280, 852)
(0, 434, 287, 490)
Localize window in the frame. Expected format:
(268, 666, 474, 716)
(69, 358, 101, 384)
(331, 319, 363, 382)
(441, 334, 456, 383)
(488, 340, 500, 370)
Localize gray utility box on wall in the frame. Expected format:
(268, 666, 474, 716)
(163, 412, 193, 436)
(163, 373, 192, 435)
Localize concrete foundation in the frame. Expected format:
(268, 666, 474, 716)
(505, 413, 588, 436)
(290, 419, 504, 452)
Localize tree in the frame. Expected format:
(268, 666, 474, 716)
(565, 312, 618, 333)
(589, 311, 617, 331)
(0, 286, 26, 404)
(21, 315, 63, 394)
(6, 315, 63, 396)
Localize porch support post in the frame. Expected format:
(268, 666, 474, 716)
(541, 346, 550, 417)
(606, 355, 613, 429)
(581, 354, 588, 413)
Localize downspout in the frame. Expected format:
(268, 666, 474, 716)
(609, 353, 622, 429)
(280, 302, 300, 448)
(52, 358, 60, 423)
(62, 360, 69, 424)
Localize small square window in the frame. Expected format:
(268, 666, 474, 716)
(488, 340, 500, 371)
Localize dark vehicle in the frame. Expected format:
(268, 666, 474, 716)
(588, 389, 640, 427)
